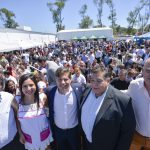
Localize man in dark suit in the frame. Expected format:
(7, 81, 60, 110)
(45, 67, 82, 150)
(80, 66, 136, 150)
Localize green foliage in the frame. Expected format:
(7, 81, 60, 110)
(79, 4, 93, 29)
(93, 24, 106, 28)
(79, 4, 87, 18)
(127, 0, 150, 34)
(79, 16, 93, 29)
(113, 25, 137, 35)
(93, 0, 105, 27)
(47, 0, 67, 32)
(106, 0, 117, 29)
(0, 8, 18, 28)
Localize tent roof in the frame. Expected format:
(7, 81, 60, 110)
(139, 32, 150, 38)
(58, 27, 112, 33)
(98, 35, 106, 38)
(72, 36, 78, 40)
(79, 36, 87, 40)
(134, 32, 150, 40)
(89, 35, 97, 39)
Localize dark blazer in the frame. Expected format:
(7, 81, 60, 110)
(45, 84, 83, 139)
(79, 85, 136, 150)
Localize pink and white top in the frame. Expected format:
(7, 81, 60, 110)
(18, 101, 53, 150)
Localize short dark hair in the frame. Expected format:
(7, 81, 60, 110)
(38, 56, 47, 63)
(91, 66, 108, 78)
(4, 80, 16, 94)
(91, 65, 105, 74)
(55, 67, 71, 79)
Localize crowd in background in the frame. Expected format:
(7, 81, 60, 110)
(0, 38, 150, 150)
(0, 39, 149, 89)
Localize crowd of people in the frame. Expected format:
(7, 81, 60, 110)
(0, 38, 150, 150)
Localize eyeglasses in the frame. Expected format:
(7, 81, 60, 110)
(56, 78, 70, 82)
(90, 79, 104, 84)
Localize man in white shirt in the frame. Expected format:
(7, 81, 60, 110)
(22, 53, 30, 64)
(45, 67, 83, 150)
(124, 58, 150, 150)
(72, 67, 86, 87)
(0, 90, 25, 150)
(80, 66, 136, 150)
(95, 48, 102, 63)
(89, 50, 95, 65)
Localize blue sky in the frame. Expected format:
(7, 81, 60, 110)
(0, 0, 142, 33)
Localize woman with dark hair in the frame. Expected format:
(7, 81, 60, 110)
(4, 80, 17, 95)
(0, 78, 25, 150)
(17, 73, 53, 150)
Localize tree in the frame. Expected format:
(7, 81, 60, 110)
(93, 0, 105, 27)
(79, 4, 87, 19)
(47, 0, 67, 32)
(144, 24, 150, 32)
(137, 9, 150, 33)
(115, 25, 121, 35)
(93, 24, 106, 28)
(79, 4, 93, 29)
(0, 8, 18, 28)
(127, 0, 150, 33)
(106, 0, 117, 29)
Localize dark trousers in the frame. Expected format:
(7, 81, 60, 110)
(0, 133, 25, 150)
(82, 136, 92, 150)
(54, 125, 81, 150)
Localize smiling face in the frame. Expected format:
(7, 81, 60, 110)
(22, 78, 36, 96)
(7, 80, 16, 91)
(56, 72, 71, 94)
(55, 67, 72, 95)
(19, 74, 39, 104)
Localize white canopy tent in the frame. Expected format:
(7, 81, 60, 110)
(0, 28, 56, 52)
(57, 27, 113, 41)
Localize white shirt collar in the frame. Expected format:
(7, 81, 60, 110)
(138, 78, 145, 89)
(57, 86, 73, 96)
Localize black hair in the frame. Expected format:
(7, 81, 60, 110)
(91, 65, 108, 78)
(55, 67, 72, 79)
(4, 80, 16, 94)
(37, 56, 47, 63)
(19, 73, 39, 107)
